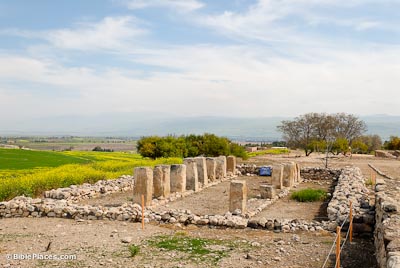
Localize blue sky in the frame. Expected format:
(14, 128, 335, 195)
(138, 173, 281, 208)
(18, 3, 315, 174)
(1, 0, 400, 128)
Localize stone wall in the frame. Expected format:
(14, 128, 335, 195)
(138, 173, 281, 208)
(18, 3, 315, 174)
(371, 165, 400, 268)
(327, 167, 373, 231)
(300, 168, 342, 181)
(44, 175, 134, 201)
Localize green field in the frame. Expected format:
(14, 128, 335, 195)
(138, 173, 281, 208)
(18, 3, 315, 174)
(0, 148, 91, 170)
(0, 148, 182, 201)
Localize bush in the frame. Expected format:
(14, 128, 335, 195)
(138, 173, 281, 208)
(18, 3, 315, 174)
(137, 133, 247, 159)
(291, 188, 327, 202)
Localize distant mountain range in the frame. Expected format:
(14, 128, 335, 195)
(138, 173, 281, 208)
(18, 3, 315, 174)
(1, 114, 399, 141)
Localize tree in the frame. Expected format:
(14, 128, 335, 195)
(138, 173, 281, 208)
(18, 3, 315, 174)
(136, 134, 247, 159)
(384, 136, 400, 150)
(357, 135, 382, 153)
(277, 113, 367, 156)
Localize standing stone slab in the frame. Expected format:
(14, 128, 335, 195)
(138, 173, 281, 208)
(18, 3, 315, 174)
(206, 157, 216, 182)
(271, 164, 283, 189)
(170, 164, 186, 193)
(183, 158, 199, 192)
(229, 180, 247, 213)
(226, 156, 236, 174)
(296, 163, 302, 182)
(283, 162, 296, 188)
(215, 156, 227, 180)
(260, 184, 276, 199)
(153, 165, 171, 198)
(133, 167, 153, 206)
(195, 157, 208, 187)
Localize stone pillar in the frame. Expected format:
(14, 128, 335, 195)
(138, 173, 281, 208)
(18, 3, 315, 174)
(194, 157, 208, 187)
(260, 184, 276, 199)
(215, 156, 227, 180)
(296, 163, 302, 182)
(226, 156, 236, 174)
(206, 157, 216, 182)
(271, 164, 283, 189)
(229, 180, 247, 213)
(133, 167, 153, 206)
(153, 165, 171, 198)
(170, 164, 186, 193)
(183, 158, 199, 192)
(283, 162, 296, 188)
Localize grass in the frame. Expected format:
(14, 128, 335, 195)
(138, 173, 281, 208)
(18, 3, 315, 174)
(147, 232, 237, 264)
(247, 148, 290, 158)
(0, 148, 182, 201)
(128, 244, 140, 257)
(0, 148, 90, 170)
(291, 188, 327, 202)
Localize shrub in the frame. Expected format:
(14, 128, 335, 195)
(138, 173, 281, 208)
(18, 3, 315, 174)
(291, 188, 327, 202)
(137, 133, 246, 159)
(128, 244, 140, 257)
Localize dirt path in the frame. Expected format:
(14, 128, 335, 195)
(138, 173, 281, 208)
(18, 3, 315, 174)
(0, 217, 336, 268)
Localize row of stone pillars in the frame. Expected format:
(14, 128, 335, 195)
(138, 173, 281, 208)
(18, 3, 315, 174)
(133, 156, 237, 206)
(229, 162, 301, 213)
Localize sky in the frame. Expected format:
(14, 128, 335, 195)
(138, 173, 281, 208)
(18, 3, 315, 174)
(1, 0, 400, 128)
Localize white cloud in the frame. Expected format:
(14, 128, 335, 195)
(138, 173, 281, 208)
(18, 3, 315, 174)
(1, 43, 400, 120)
(45, 16, 146, 51)
(197, 0, 398, 43)
(122, 0, 204, 12)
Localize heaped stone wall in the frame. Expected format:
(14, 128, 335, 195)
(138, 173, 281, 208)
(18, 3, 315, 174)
(300, 168, 341, 181)
(371, 164, 400, 268)
(327, 167, 373, 231)
(44, 175, 134, 201)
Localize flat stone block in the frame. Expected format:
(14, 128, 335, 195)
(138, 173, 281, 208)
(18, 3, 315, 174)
(260, 184, 276, 199)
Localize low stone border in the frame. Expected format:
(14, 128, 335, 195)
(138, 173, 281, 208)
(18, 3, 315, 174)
(44, 175, 134, 202)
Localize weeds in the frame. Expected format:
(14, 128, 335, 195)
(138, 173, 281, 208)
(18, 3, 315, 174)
(128, 244, 140, 257)
(291, 188, 327, 202)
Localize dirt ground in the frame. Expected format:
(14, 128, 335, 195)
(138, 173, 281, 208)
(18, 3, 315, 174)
(2, 151, 399, 268)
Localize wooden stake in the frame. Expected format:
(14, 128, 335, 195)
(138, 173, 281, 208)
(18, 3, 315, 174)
(349, 201, 353, 243)
(141, 194, 145, 230)
(336, 226, 341, 268)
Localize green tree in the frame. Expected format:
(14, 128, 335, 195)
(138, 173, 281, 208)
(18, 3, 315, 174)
(277, 113, 367, 156)
(384, 136, 400, 150)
